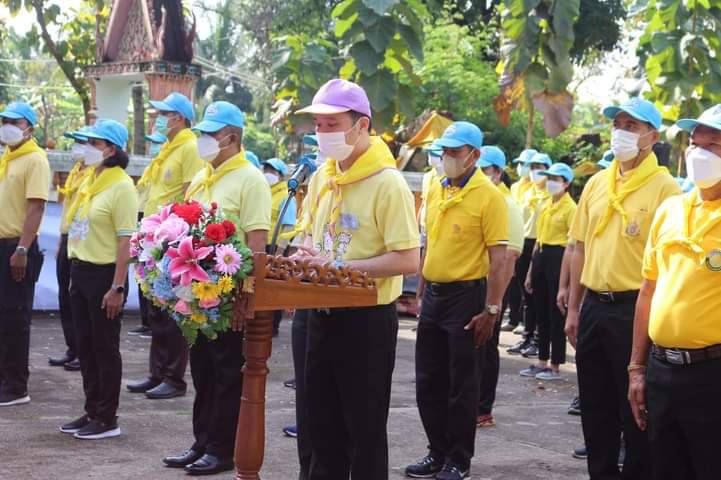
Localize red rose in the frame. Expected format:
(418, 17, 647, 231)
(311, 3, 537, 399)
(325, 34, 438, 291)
(205, 223, 227, 243)
(222, 220, 236, 237)
(172, 202, 203, 225)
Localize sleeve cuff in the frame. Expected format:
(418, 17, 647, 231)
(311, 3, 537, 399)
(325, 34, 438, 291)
(385, 239, 420, 251)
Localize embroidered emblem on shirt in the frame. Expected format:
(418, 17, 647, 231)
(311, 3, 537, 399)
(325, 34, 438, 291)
(705, 249, 721, 272)
(625, 220, 640, 237)
(339, 213, 359, 230)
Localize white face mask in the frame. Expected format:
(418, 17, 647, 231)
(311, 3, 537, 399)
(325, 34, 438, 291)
(442, 151, 474, 179)
(71, 144, 85, 161)
(517, 163, 530, 178)
(530, 169, 546, 184)
(316, 122, 359, 162)
(314, 151, 327, 166)
(197, 134, 231, 162)
(0, 124, 27, 146)
(546, 179, 566, 195)
(264, 172, 280, 186)
(611, 128, 653, 163)
(428, 155, 444, 175)
(685, 147, 721, 189)
(83, 144, 106, 166)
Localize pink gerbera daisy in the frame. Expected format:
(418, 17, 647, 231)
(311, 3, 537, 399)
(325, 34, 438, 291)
(214, 244, 241, 275)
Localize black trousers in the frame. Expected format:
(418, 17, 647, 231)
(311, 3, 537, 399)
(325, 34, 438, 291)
(306, 303, 398, 480)
(508, 239, 537, 336)
(0, 240, 42, 397)
(69, 260, 124, 423)
(478, 293, 509, 416)
(56, 234, 76, 357)
(647, 354, 721, 480)
(292, 309, 311, 480)
(148, 303, 188, 389)
(190, 329, 244, 459)
(576, 294, 650, 480)
(531, 246, 566, 364)
(417, 281, 486, 470)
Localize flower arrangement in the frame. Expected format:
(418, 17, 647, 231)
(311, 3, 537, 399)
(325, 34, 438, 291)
(131, 201, 253, 344)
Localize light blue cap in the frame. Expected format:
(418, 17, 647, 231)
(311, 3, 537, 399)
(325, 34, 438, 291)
(263, 158, 289, 176)
(149, 92, 195, 122)
(512, 148, 537, 164)
(677, 104, 721, 133)
(597, 149, 613, 169)
(303, 134, 318, 146)
(529, 152, 552, 167)
(434, 121, 484, 150)
(539, 162, 574, 182)
(194, 101, 245, 133)
(63, 125, 92, 142)
(477, 145, 506, 169)
(0, 101, 37, 126)
(603, 97, 661, 130)
(144, 132, 167, 144)
(245, 150, 261, 169)
(83, 119, 128, 149)
(422, 139, 443, 158)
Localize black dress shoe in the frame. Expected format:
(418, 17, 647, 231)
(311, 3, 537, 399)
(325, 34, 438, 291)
(163, 449, 204, 468)
(184, 454, 234, 476)
(126, 378, 161, 393)
(49, 352, 75, 366)
(145, 382, 186, 399)
(64, 358, 81, 371)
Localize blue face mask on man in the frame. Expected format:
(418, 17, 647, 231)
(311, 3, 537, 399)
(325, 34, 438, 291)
(154, 115, 170, 136)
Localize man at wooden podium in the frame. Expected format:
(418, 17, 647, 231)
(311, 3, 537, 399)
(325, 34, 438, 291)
(294, 79, 420, 480)
(405, 122, 508, 480)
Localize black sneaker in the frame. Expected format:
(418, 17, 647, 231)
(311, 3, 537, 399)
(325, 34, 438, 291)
(283, 378, 296, 389)
(521, 343, 539, 358)
(572, 446, 587, 459)
(506, 338, 529, 355)
(60, 414, 91, 434)
(74, 417, 121, 440)
(127, 325, 151, 336)
(0, 391, 30, 407)
(568, 396, 581, 415)
(404, 454, 443, 478)
(436, 464, 470, 480)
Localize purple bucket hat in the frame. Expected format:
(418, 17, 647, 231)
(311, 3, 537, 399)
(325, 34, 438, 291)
(296, 79, 372, 118)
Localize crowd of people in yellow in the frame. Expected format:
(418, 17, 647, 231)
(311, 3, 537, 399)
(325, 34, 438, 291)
(0, 79, 719, 480)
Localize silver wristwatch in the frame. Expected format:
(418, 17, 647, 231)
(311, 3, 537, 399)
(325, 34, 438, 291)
(486, 304, 501, 315)
(15, 246, 27, 255)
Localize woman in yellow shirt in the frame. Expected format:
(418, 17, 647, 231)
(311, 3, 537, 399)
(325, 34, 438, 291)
(522, 163, 576, 381)
(59, 119, 138, 440)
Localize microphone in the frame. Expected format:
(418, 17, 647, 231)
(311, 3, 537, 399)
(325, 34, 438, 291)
(287, 154, 318, 193)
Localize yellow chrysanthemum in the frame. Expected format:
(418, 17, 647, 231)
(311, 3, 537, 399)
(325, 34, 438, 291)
(192, 282, 220, 302)
(191, 312, 208, 324)
(217, 275, 234, 294)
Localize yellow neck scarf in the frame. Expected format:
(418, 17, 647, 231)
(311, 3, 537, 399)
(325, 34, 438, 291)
(537, 193, 573, 246)
(497, 182, 512, 198)
(137, 128, 195, 188)
(429, 169, 489, 242)
(594, 153, 667, 236)
(58, 161, 94, 199)
(65, 166, 130, 225)
(526, 182, 549, 211)
(656, 189, 721, 265)
(310, 136, 395, 235)
(184, 151, 250, 201)
(0, 139, 44, 179)
(271, 181, 288, 197)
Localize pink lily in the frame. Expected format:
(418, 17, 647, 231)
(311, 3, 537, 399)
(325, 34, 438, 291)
(166, 237, 213, 286)
(140, 204, 173, 234)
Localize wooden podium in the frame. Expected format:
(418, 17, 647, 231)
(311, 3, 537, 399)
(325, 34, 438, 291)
(232, 253, 378, 480)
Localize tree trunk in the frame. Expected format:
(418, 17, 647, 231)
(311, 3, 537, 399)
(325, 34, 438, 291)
(132, 84, 146, 155)
(525, 101, 535, 148)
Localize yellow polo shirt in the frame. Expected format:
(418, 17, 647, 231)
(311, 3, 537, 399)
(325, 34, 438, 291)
(511, 177, 532, 205)
(643, 191, 721, 348)
(520, 182, 549, 239)
(423, 169, 509, 283)
(0, 148, 50, 238)
(570, 157, 680, 291)
(59, 163, 94, 235)
(67, 174, 138, 264)
(268, 181, 296, 243)
(305, 150, 420, 305)
(188, 163, 271, 240)
(537, 193, 576, 247)
(498, 183, 524, 253)
(143, 130, 204, 216)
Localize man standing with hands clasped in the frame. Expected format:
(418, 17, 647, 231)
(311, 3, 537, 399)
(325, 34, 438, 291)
(406, 122, 508, 480)
(565, 97, 680, 479)
(629, 105, 721, 479)
(294, 79, 420, 480)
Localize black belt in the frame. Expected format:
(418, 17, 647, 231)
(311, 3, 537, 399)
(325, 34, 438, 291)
(652, 344, 721, 366)
(428, 279, 484, 295)
(70, 259, 115, 268)
(0, 237, 20, 246)
(587, 289, 639, 304)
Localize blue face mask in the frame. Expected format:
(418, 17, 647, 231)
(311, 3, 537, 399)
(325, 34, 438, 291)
(154, 115, 170, 135)
(149, 143, 162, 157)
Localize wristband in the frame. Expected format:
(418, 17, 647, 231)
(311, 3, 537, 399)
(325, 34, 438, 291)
(627, 363, 646, 373)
